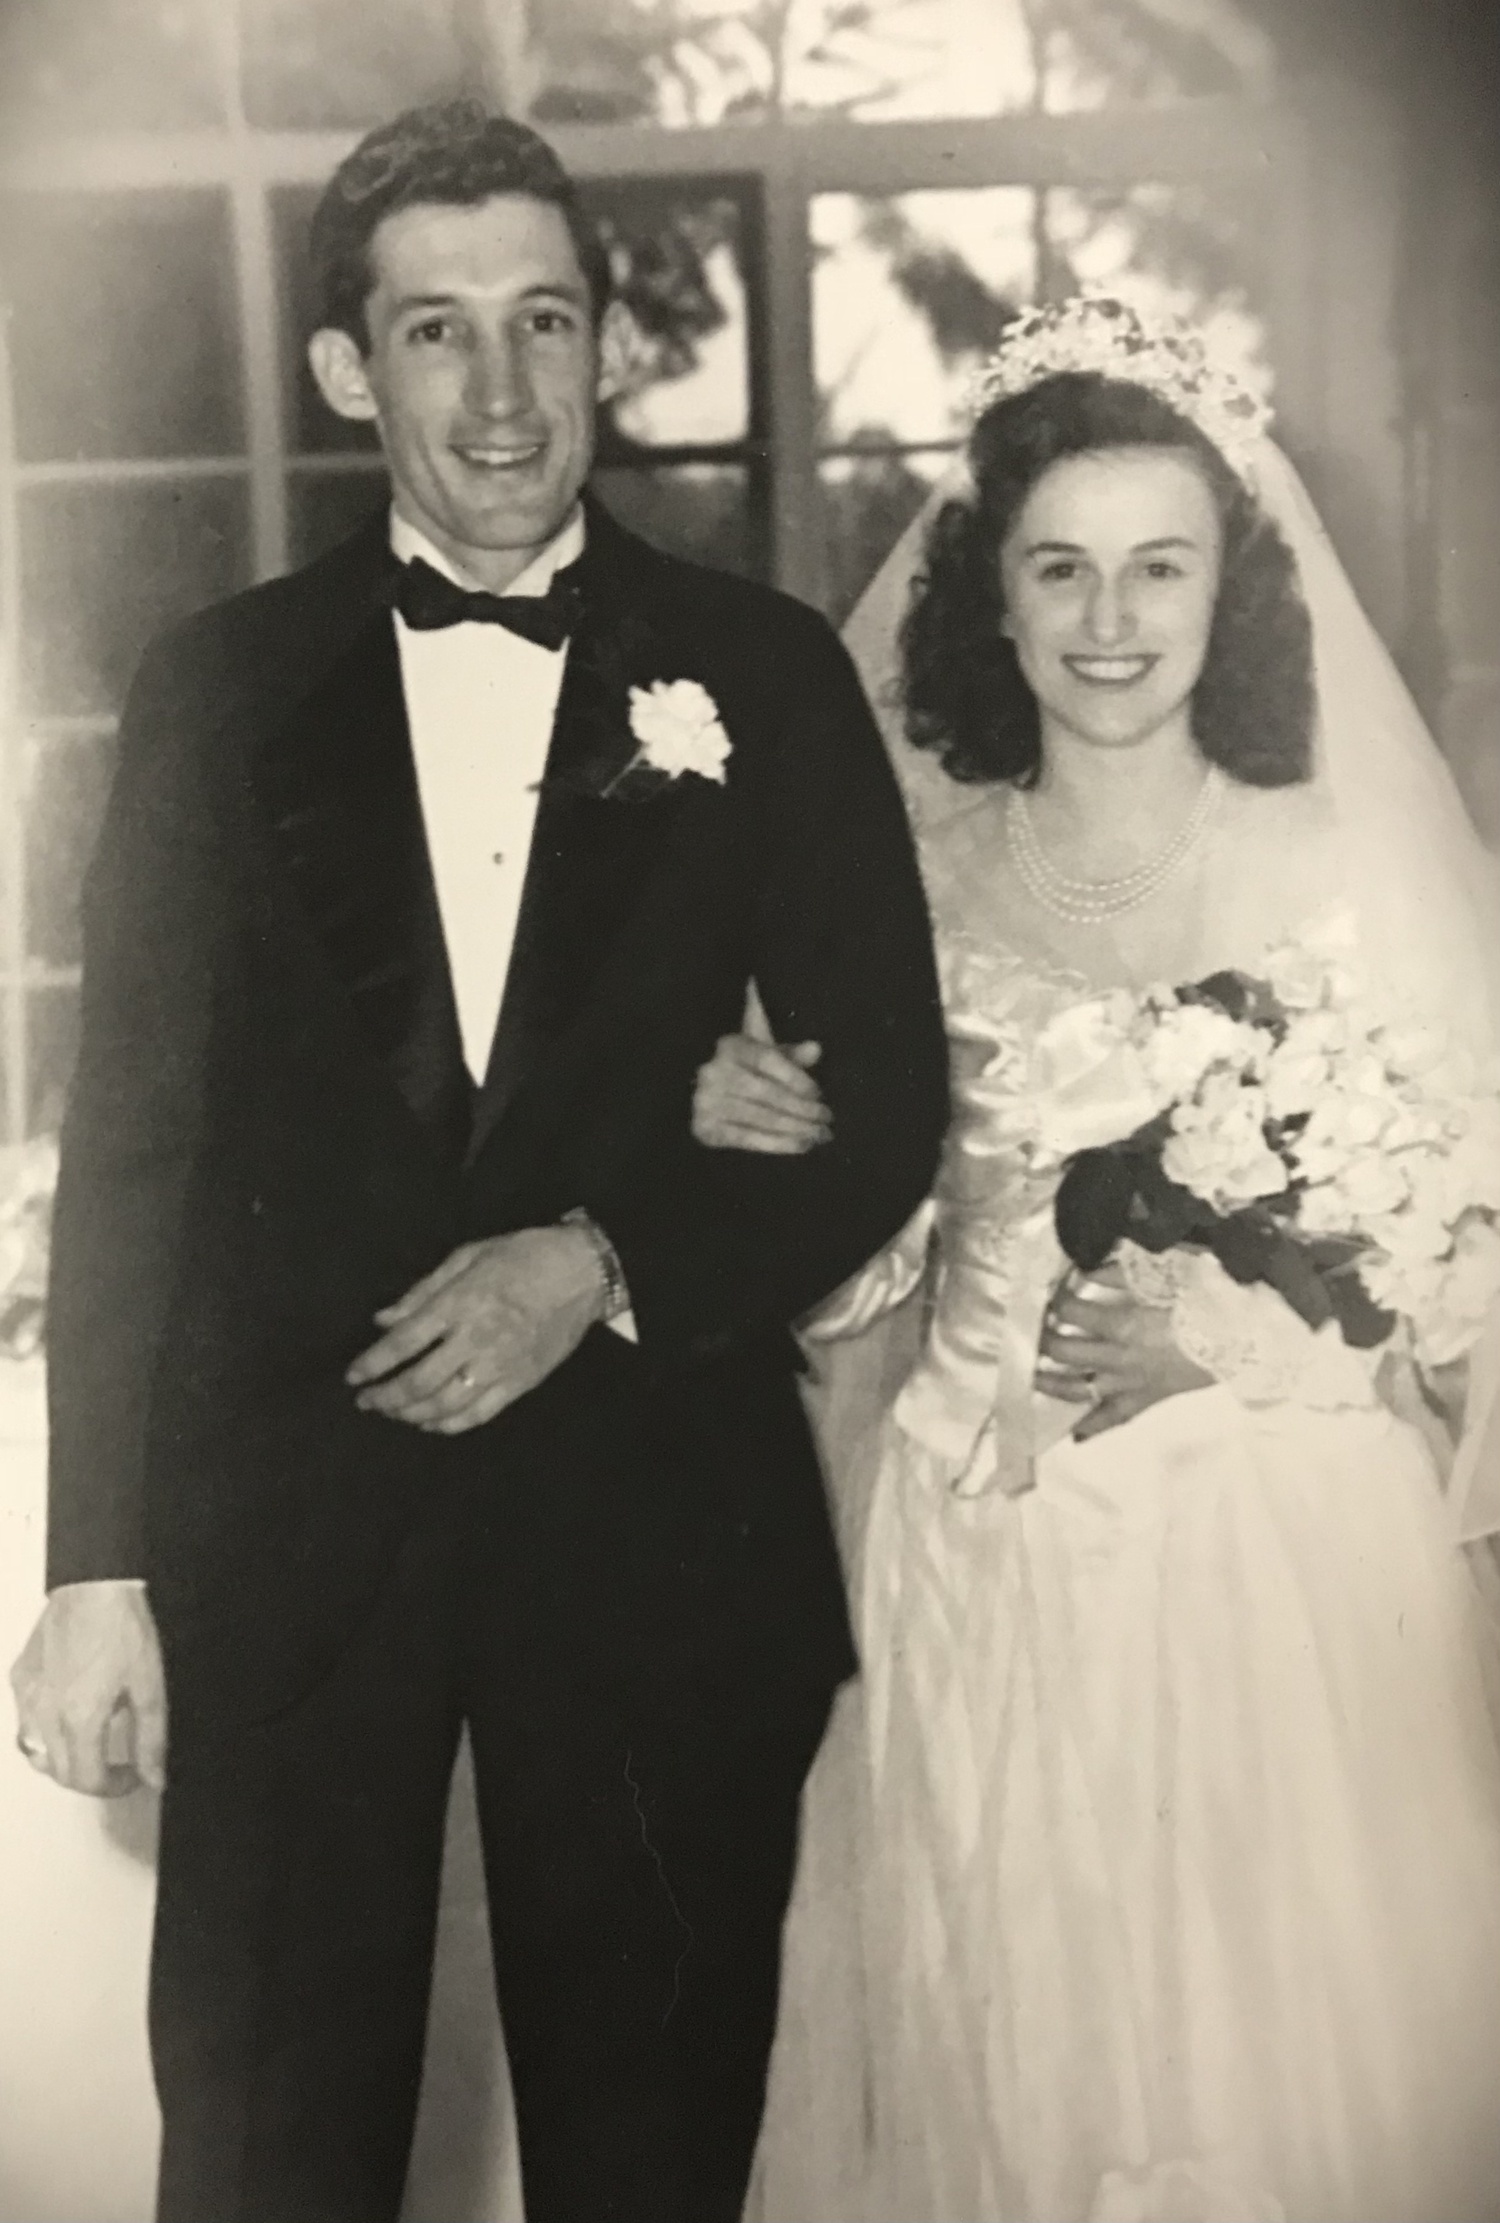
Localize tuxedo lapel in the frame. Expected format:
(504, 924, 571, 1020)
(468, 509, 713, 1160)
(254, 576, 472, 1160)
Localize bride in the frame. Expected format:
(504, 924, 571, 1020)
(700, 299, 1500, 2222)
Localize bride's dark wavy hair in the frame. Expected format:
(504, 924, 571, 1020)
(901, 372, 1314, 787)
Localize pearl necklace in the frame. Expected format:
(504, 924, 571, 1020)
(1006, 766, 1223, 923)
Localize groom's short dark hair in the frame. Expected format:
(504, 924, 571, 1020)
(310, 99, 612, 353)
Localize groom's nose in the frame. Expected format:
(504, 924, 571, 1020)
(466, 328, 534, 419)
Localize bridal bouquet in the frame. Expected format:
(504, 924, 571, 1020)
(0, 1135, 57, 1360)
(1050, 919, 1500, 1366)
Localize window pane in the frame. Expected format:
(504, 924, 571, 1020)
(1042, 181, 1271, 367)
(271, 185, 382, 459)
(23, 734, 119, 971)
(287, 468, 391, 570)
(0, 0, 223, 135)
(5, 191, 243, 464)
(19, 479, 252, 718)
(583, 180, 755, 454)
(594, 465, 762, 580)
(242, 0, 467, 129)
(814, 190, 1037, 449)
(820, 448, 955, 628)
(26, 984, 80, 1136)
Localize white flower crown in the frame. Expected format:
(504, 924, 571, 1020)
(966, 292, 1273, 480)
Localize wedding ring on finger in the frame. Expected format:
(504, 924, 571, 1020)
(456, 1364, 475, 1389)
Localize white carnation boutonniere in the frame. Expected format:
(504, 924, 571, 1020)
(608, 677, 732, 796)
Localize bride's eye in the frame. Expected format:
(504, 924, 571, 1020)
(1037, 559, 1080, 583)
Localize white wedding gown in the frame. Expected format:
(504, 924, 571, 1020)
(748, 782, 1500, 2223)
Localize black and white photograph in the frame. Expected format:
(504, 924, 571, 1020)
(2, 3, 1499, 2219)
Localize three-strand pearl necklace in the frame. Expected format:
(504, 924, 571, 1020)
(1006, 765, 1224, 924)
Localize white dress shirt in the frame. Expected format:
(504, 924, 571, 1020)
(390, 504, 585, 1085)
(392, 506, 636, 1344)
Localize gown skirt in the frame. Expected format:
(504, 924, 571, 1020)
(751, 1366, 1500, 2223)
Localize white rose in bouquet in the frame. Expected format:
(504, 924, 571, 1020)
(1136, 1000, 1263, 1101)
(1163, 1073, 1289, 1208)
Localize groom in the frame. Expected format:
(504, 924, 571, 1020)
(12, 100, 947, 2223)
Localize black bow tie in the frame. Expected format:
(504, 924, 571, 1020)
(394, 555, 584, 650)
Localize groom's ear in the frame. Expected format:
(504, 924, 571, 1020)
(308, 327, 381, 426)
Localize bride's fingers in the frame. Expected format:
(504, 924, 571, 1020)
(1072, 1389, 1149, 1442)
(1035, 1363, 1096, 1405)
(714, 1038, 826, 1101)
(1046, 1284, 1136, 1337)
(694, 1092, 829, 1145)
(1037, 1322, 1119, 1373)
(694, 1091, 830, 1150)
(704, 1068, 830, 1126)
(699, 1116, 824, 1155)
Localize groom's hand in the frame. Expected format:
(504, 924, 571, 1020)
(347, 1226, 606, 1434)
(11, 1583, 167, 1796)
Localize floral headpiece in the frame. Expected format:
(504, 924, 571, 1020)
(966, 292, 1273, 481)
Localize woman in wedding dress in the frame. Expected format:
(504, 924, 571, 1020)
(710, 302, 1500, 2223)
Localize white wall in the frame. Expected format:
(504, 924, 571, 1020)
(0, 1358, 524, 2223)
(0, 1361, 159, 2223)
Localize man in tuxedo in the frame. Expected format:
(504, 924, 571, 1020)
(11, 100, 947, 2223)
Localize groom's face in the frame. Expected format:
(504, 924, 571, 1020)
(309, 193, 600, 592)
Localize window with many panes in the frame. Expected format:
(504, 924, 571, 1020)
(2, 0, 1359, 1145)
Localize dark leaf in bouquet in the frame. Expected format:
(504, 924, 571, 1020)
(1181, 968, 1255, 1019)
(1210, 1213, 1336, 1329)
(1323, 1266, 1397, 1349)
(1128, 1155, 1209, 1251)
(1056, 1149, 1137, 1271)
(1121, 1107, 1175, 1155)
(1181, 969, 1284, 1030)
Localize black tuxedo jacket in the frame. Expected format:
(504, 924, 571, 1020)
(45, 501, 948, 1733)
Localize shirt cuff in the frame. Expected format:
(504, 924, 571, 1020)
(50, 1577, 147, 1594)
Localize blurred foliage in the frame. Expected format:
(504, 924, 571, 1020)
(523, 0, 1274, 125)
(578, 187, 749, 449)
(590, 193, 738, 387)
(816, 176, 1265, 448)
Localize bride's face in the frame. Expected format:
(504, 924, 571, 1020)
(998, 446, 1223, 756)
